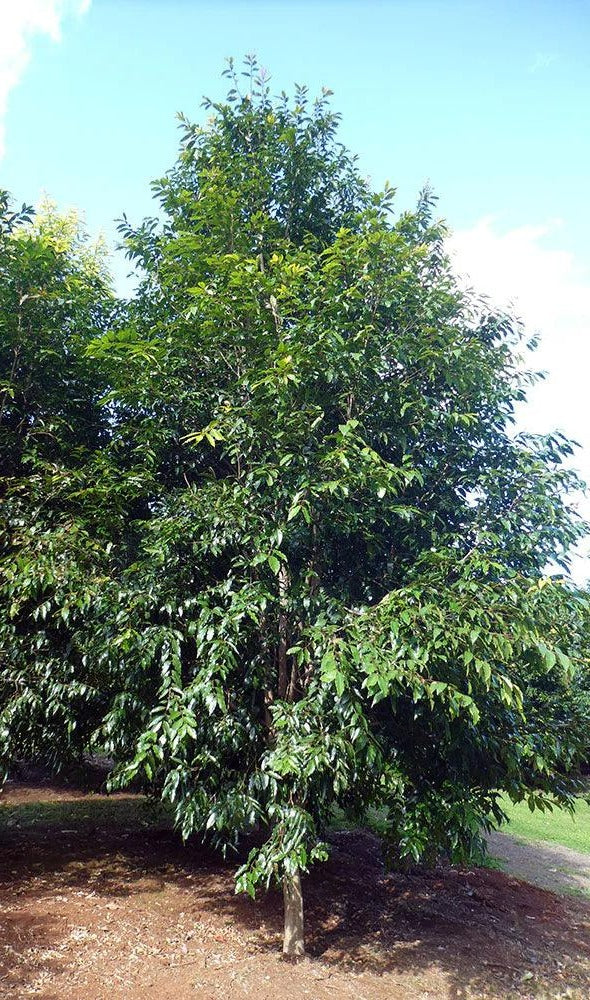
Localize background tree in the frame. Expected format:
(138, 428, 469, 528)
(1, 59, 589, 957)
(0, 194, 119, 771)
(0, 196, 110, 472)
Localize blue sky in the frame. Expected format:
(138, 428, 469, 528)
(1, 0, 589, 577)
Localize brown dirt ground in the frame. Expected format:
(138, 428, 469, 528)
(1, 784, 589, 1000)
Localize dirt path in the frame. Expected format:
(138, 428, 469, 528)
(1, 785, 589, 999)
(487, 831, 590, 897)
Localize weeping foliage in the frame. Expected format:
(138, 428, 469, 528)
(1, 58, 589, 902)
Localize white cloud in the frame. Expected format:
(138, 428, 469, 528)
(448, 218, 590, 582)
(0, 0, 90, 159)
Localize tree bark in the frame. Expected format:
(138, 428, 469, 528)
(282, 871, 305, 958)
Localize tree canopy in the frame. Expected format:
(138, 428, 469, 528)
(1, 57, 589, 956)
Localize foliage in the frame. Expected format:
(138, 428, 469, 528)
(0, 193, 118, 771)
(0, 195, 110, 473)
(1, 58, 589, 921)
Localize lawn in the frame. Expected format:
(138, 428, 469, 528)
(0, 793, 170, 833)
(500, 794, 590, 855)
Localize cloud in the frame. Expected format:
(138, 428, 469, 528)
(448, 218, 590, 581)
(0, 0, 90, 159)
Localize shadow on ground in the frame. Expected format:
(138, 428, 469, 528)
(1, 788, 589, 999)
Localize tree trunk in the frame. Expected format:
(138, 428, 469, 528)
(282, 871, 305, 959)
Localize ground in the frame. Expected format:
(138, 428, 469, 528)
(487, 831, 590, 898)
(1, 784, 589, 1000)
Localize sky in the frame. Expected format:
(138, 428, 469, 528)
(1, 0, 589, 579)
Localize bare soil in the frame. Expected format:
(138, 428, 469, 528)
(1, 783, 589, 1000)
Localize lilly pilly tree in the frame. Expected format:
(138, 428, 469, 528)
(2, 58, 589, 956)
(87, 59, 588, 954)
(0, 194, 120, 771)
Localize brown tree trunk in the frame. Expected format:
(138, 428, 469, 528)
(282, 871, 305, 958)
(276, 566, 304, 958)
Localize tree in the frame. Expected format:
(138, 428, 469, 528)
(0, 195, 111, 473)
(0, 194, 118, 772)
(1, 58, 589, 957)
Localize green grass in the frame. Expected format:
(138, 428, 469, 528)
(480, 854, 506, 872)
(499, 795, 590, 855)
(0, 795, 172, 833)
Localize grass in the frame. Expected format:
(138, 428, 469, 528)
(499, 795, 590, 855)
(0, 794, 172, 833)
(480, 854, 506, 872)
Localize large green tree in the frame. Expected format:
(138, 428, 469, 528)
(1, 59, 589, 956)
